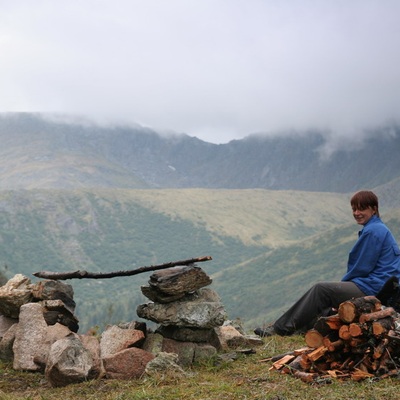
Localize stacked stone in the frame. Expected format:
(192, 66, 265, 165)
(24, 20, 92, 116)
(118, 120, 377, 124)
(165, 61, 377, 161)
(137, 265, 229, 366)
(0, 274, 99, 386)
(0, 274, 79, 333)
(0, 274, 156, 386)
(0, 269, 263, 387)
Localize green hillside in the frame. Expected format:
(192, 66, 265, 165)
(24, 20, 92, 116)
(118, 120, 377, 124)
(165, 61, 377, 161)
(0, 188, 354, 332)
(1, 187, 399, 333)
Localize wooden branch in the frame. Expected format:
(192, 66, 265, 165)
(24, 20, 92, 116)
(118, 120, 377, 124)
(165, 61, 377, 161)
(358, 307, 396, 324)
(292, 370, 319, 383)
(33, 256, 212, 280)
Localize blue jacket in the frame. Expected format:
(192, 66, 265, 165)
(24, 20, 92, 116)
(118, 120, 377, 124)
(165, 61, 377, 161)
(342, 215, 400, 295)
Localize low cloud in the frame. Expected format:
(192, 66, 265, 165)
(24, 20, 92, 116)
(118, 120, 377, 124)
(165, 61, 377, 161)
(1, 1, 399, 145)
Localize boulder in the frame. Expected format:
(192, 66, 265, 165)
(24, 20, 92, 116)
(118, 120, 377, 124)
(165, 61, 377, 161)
(102, 347, 155, 380)
(193, 343, 218, 364)
(100, 325, 145, 358)
(145, 352, 189, 377)
(118, 320, 147, 334)
(150, 265, 212, 294)
(137, 288, 227, 329)
(33, 323, 73, 371)
(141, 265, 212, 303)
(79, 334, 103, 378)
(0, 274, 33, 318)
(31, 280, 76, 312)
(13, 303, 47, 371)
(45, 335, 99, 387)
(161, 337, 217, 367)
(41, 299, 79, 332)
(156, 325, 213, 343)
(140, 286, 185, 303)
(210, 325, 264, 351)
(162, 338, 194, 366)
(141, 332, 164, 355)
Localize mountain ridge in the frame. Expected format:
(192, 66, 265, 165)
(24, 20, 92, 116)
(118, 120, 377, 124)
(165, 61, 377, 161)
(1, 113, 400, 192)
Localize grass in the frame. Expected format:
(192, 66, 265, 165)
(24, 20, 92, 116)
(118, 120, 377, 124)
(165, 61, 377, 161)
(2, 335, 400, 400)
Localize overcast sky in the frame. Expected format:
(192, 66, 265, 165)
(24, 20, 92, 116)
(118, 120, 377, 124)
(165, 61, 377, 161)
(1, 1, 399, 144)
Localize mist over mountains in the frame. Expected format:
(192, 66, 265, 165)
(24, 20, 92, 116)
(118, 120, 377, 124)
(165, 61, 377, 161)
(1, 113, 400, 193)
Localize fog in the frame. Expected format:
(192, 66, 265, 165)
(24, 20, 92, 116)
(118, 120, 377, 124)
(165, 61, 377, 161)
(1, 1, 399, 144)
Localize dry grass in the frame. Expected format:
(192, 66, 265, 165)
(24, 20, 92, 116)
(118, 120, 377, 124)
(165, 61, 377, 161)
(2, 335, 400, 400)
(124, 188, 350, 247)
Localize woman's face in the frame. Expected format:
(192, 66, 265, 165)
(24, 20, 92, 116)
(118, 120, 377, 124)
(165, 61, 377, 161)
(352, 206, 376, 225)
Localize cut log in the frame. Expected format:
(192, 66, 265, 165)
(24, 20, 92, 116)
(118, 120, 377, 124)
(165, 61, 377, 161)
(338, 296, 382, 324)
(293, 347, 312, 356)
(348, 323, 364, 337)
(272, 296, 400, 383)
(299, 353, 312, 370)
(270, 351, 297, 363)
(269, 347, 310, 363)
(307, 346, 328, 362)
(286, 355, 304, 371)
(338, 324, 351, 341)
(304, 329, 324, 348)
(270, 354, 296, 371)
(372, 317, 394, 336)
(313, 314, 342, 335)
(323, 338, 345, 352)
(293, 370, 319, 383)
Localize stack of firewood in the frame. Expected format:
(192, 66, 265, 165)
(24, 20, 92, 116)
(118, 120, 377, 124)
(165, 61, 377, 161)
(268, 296, 400, 383)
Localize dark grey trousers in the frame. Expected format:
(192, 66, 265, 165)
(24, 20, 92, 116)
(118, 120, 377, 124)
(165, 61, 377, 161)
(273, 281, 366, 335)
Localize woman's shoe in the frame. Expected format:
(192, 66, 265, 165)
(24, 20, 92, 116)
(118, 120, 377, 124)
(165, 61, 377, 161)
(254, 325, 276, 337)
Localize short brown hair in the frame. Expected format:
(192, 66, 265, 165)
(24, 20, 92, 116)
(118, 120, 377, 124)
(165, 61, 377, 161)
(350, 190, 379, 217)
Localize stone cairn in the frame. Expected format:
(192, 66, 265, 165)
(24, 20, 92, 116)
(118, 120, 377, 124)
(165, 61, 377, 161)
(0, 266, 262, 387)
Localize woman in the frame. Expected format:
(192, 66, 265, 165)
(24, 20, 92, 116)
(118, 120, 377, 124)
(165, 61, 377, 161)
(254, 190, 400, 337)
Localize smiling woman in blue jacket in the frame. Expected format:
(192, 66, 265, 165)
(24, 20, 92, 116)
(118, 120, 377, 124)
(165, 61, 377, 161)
(254, 190, 400, 337)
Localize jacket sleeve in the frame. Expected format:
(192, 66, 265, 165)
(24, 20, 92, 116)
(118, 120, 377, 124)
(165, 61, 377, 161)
(342, 230, 382, 282)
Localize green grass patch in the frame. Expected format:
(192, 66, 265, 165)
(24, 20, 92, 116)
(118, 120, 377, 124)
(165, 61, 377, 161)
(2, 335, 400, 399)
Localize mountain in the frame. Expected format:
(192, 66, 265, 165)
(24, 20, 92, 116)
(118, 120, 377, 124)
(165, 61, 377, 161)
(1, 112, 400, 332)
(1, 113, 400, 192)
